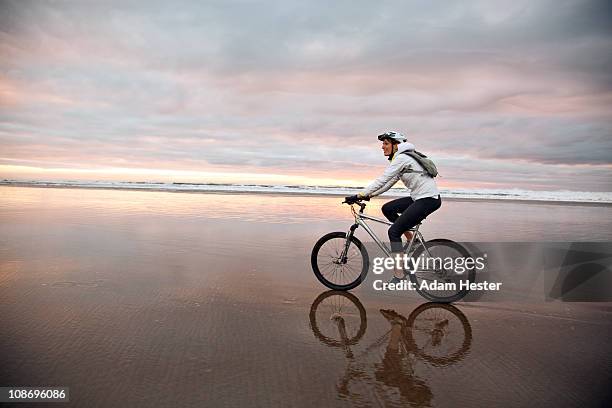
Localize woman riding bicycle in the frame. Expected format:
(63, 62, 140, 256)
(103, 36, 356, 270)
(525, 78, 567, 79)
(345, 131, 441, 283)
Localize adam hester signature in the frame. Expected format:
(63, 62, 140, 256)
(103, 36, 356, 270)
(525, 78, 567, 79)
(373, 279, 502, 291)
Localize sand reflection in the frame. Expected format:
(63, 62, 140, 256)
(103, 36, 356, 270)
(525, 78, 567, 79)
(310, 291, 472, 407)
(0, 186, 364, 222)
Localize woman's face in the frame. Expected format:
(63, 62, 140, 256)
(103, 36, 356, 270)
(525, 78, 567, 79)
(382, 139, 395, 156)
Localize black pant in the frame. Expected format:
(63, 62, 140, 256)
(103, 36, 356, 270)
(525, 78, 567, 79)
(382, 196, 442, 253)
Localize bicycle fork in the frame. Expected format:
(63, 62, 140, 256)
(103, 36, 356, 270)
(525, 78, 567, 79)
(338, 223, 359, 264)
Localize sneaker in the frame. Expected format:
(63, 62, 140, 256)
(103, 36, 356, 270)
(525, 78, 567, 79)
(387, 275, 407, 285)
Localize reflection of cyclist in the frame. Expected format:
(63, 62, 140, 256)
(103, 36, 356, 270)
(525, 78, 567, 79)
(310, 292, 473, 407)
(345, 131, 441, 283)
(376, 309, 433, 407)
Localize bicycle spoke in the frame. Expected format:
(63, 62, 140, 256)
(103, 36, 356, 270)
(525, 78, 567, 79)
(312, 230, 373, 291)
(315, 236, 364, 286)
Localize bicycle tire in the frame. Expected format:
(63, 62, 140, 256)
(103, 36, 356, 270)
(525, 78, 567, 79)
(309, 290, 367, 347)
(408, 239, 475, 303)
(406, 302, 472, 366)
(311, 232, 369, 291)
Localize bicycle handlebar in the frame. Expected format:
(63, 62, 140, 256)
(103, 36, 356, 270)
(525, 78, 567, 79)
(342, 199, 367, 213)
(342, 196, 370, 204)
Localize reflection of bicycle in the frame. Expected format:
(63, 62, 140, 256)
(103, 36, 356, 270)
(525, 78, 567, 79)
(309, 291, 473, 406)
(309, 291, 472, 364)
(311, 199, 475, 303)
(309, 291, 367, 353)
(393, 303, 472, 366)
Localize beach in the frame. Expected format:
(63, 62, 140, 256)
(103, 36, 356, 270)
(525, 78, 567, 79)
(1, 186, 611, 407)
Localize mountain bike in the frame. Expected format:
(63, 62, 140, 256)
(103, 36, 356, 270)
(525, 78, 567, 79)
(311, 199, 475, 303)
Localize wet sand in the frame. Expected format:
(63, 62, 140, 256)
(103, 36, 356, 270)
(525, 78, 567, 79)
(1, 186, 611, 407)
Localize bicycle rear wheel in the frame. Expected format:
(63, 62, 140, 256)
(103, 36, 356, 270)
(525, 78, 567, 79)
(311, 232, 369, 291)
(406, 302, 472, 366)
(408, 239, 475, 303)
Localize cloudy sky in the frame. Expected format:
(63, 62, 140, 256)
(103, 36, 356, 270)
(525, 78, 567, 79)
(1, 0, 611, 191)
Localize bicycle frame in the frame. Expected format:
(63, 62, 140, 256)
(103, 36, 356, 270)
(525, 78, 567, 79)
(341, 202, 430, 260)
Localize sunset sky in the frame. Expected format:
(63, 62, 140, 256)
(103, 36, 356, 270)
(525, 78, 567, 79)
(1, 0, 611, 191)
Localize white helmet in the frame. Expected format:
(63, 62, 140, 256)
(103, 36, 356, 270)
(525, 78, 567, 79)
(377, 131, 406, 144)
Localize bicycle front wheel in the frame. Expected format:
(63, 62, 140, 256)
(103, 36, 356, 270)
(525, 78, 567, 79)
(309, 290, 367, 347)
(311, 232, 369, 290)
(408, 239, 475, 303)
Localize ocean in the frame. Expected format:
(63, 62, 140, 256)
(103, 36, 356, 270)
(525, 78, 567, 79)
(2, 179, 612, 204)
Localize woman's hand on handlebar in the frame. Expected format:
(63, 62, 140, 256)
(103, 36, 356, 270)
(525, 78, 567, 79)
(343, 194, 369, 204)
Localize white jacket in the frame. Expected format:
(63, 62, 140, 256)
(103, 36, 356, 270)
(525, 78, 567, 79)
(361, 142, 439, 200)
